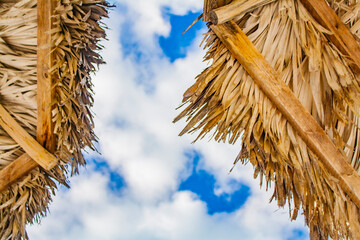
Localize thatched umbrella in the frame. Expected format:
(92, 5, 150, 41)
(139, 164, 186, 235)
(0, 0, 110, 239)
(175, 0, 360, 239)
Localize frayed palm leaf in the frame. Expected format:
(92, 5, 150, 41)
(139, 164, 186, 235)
(0, 0, 110, 239)
(176, 0, 360, 238)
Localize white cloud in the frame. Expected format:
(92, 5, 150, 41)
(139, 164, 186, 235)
(116, 0, 202, 47)
(88, 12, 208, 203)
(28, 170, 307, 240)
(28, 1, 309, 239)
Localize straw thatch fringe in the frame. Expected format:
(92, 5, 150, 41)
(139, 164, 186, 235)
(0, 2, 50, 239)
(0, 0, 110, 239)
(175, 0, 360, 239)
(51, 0, 110, 175)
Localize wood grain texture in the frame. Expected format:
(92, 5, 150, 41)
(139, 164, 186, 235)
(211, 20, 360, 208)
(0, 104, 57, 170)
(203, 0, 216, 21)
(0, 154, 37, 193)
(203, 0, 230, 22)
(209, 0, 276, 25)
(0, 0, 57, 194)
(299, 0, 360, 73)
(37, 0, 56, 152)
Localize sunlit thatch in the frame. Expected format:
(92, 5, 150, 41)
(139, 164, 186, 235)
(0, 0, 110, 239)
(175, 0, 360, 239)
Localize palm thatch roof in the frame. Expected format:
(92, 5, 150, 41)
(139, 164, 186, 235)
(0, 0, 110, 239)
(175, 0, 360, 239)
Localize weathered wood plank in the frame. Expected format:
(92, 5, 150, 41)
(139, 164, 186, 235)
(211, 21, 360, 208)
(0, 104, 57, 170)
(298, 0, 360, 73)
(209, 0, 276, 25)
(0, 154, 37, 193)
(37, 0, 56, 152)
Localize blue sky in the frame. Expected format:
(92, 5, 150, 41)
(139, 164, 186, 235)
(28, 1, 309, 239)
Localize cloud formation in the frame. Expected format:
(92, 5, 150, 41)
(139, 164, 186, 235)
(28, 0, 309, 239)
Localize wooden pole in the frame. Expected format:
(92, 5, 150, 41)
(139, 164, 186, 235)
(298, 0, 360, 73)
(0, 0, 57, 193)
(209, 0, 276, 25)
(209, 0, 360, 73)
(0, 154, 37, 193)
(0, 104, 57, 170)
(37, 0, 56, 152)
(211, 20, 360, 208)
(203, 0, 231, 22)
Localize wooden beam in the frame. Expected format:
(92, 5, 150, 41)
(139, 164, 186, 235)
(37, 0, 56, 152)
(208, 0, 360, 72)
(0, 104, 57, 170)
(209, 0, 276, 25)
(299, 0, 360, 73)
(211, 21, 360, 208)
(0, 154, 37, 193)
(0, 0, 57, 193)
(203, 0, 231, 22)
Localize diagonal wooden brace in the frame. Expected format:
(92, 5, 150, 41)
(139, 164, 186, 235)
(298, 0, 360, 73)
(0, 104, 57, 170)
(0, 154, 38, 193)
(0, 0, 57, 194)
(211, 20, 360, 209)
(209, 0, 360, 73)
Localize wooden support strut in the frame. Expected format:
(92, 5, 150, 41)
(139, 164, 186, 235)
(203, 0, 231, 21)
(209, 0, 360, 73)
(209, 0, 276, 25)
(0, 0, 56, 193)
(0, 154, 37, 193)
(37, 0, 56, 152)
(210, 21, 360, 209)
(0, 104, 57, 170)
(298, 0, 360, 73)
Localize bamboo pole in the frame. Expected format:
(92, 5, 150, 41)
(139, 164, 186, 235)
(0, 104, 57, 170)
(209, 0, 276, 25)
(211, 20, 360, 208)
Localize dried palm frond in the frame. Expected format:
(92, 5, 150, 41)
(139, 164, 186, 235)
(175, 0, 360, 239)
(51, 0, 110, 175)
(0, 0, 110, 239)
